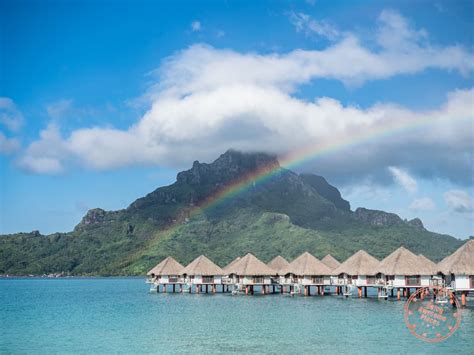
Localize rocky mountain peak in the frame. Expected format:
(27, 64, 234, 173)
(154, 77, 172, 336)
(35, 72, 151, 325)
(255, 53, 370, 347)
(176, 149, 280, 186)
(74, 208, 107, 231)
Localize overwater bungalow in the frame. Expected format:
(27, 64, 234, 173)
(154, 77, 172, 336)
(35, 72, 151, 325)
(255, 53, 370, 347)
(437, 240, 474, 305)
(180, 255, 224, 293)
(225, 253, 276, 295)
(280, 252, 332, 296)
(331, 250, 380, 297)
(147, 256, 184, 293)
(376, 246, 435, 299)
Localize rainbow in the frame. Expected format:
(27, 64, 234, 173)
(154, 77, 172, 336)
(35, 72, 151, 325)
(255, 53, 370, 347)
(166, 111, 469, 228)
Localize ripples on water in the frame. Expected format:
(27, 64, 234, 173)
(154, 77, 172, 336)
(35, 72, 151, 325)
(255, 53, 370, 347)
(1, 278, 473, 353)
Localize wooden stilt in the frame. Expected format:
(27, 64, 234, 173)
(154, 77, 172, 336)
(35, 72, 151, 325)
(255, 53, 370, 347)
(173, 284, 175, 293)
(322, 286, 325, 296)
(397, 288, 401, 300)
(157, 285, 160, 293)
(358, 287, 362, 298)
(251, 286, 254, 295)
(461, 292, 466, 306)
(164, 284, 167, 293)
(245, 286, 249, 295)
(280, 286, 284, 294)
(364, 287, 367, 298)
(308, 286, 311, 296)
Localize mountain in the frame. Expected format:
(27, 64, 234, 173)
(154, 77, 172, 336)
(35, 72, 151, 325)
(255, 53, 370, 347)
(0, 150, 465, 275)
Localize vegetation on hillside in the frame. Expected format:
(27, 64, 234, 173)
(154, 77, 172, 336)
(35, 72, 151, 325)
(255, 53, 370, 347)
(0, 150, 464, 275)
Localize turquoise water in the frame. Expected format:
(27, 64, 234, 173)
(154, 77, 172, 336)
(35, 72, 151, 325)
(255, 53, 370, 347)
(1, 278, 473, 354)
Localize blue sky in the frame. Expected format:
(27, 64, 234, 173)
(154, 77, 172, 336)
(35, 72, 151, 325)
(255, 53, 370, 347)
(1, 0, 473, 238)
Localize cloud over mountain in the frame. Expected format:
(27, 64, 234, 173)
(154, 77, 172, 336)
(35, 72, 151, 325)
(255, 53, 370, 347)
(18, 11, 474, 187)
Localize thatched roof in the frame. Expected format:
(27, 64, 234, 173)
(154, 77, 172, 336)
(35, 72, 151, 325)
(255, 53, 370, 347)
(332, 250, 380, 276)
(180, 255, 224, 276)
(267, 256, 290, 274)
(223, 257, 241, 274)
(280, 252, 332, 276)
(147, 256, 184, 276)
(321, 254, 341, 270)
(377, 246, 434, 276)
(437, 240, 474, 275)
(418, 254, 437, 270)
(226, 253, 276, 276)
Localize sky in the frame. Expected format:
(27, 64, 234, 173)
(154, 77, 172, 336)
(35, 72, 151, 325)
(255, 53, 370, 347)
(0, 0, 473, 238)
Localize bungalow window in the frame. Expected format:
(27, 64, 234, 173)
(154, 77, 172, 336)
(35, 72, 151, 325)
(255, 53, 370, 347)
(253, 276, 264, 284)
(366, 276, 376, 284)
(169, 275, 178, 283)
(312, 276, 324, 284)
(202, 276, 214, 283)
(405, 276, 420, 286)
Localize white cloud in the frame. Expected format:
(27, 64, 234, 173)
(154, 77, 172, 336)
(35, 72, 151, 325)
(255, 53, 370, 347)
(0, 97, 23, 132)
(0, 132, 20, 154)
(444, 190, 474, 213)
(191, 21, 201, 32)
(17, 124, 66, 173)
(46, 99, 74, 120)
(290, 12, 340, 40)
(409, 197, 435, 211)
(388, 167, 418, 193)
(17, 11, 474, 180)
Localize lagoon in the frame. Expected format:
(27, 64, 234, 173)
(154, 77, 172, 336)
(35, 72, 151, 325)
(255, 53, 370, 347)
(1, 278, 473, 354)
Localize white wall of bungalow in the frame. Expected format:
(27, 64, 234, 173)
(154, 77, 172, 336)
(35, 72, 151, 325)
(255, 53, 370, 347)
(335, 273, 378, 287)
(185, 275, 223, 285)
(282, 274, 331, 286)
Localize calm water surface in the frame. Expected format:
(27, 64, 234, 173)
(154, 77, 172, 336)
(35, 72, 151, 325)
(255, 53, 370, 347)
(1, 278, 473, 354)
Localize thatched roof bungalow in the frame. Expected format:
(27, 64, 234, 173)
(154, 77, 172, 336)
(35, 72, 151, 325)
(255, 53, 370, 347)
(436, 240, 474, 291)
(280, 252, 332, 286)
(332, 250, 380, 286)
(377, 247, 435, 287)
(226, 253, 275, 286)
(147, 256, 184, 284)
(181, 255, 224, 285)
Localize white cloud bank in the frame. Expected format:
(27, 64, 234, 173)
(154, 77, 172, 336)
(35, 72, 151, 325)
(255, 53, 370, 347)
(18, 11, 474, 184)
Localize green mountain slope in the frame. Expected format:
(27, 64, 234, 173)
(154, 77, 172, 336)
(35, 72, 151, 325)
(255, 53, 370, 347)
(0, 150, 465, 275)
